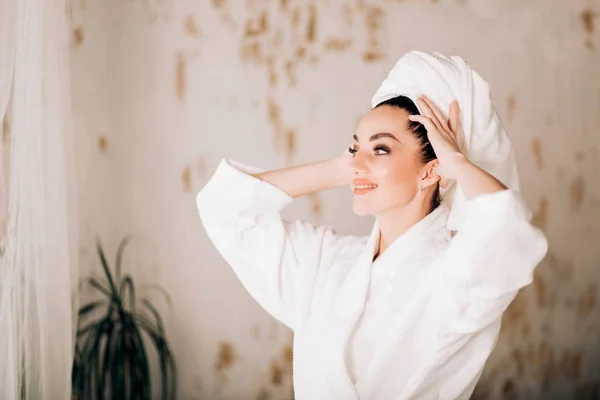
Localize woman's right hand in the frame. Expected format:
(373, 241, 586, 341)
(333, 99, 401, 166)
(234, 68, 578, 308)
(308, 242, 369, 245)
(254, 152, 352, 198)
(332, 149, 353, 187)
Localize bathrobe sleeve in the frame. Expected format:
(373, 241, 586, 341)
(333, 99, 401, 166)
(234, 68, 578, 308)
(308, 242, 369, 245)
(437, 189, 548, 335)
(196, 159, 355, 330)
(403, 190, 548, 399)
(416, 190, 547, 391)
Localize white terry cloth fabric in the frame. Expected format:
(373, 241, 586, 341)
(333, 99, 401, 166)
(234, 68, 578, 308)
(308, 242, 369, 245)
(197, 159, 548, 399)
(371, 51, 520, 231)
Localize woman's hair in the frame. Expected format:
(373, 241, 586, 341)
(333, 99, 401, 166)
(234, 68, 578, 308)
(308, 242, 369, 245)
(374, 95, 441, 212)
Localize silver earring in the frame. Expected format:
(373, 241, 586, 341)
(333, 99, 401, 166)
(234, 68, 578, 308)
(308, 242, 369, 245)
(419, 185, 423, 192)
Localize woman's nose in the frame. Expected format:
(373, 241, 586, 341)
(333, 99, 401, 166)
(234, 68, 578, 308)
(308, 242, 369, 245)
(349, 153, 369, 175)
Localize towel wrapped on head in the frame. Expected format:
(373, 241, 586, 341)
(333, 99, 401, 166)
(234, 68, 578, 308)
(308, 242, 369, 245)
(371, 51, 520, 231)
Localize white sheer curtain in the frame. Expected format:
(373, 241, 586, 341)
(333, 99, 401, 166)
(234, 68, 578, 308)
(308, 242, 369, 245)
(0, 0, 79, 397)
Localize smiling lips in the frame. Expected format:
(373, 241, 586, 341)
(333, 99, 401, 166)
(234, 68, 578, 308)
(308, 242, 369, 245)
(352, 179, 378, 195)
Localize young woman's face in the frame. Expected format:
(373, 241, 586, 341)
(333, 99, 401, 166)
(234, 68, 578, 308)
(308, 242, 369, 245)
(348, 106, 429, 216)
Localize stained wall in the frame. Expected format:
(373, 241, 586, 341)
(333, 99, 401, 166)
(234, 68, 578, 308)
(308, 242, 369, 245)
(70, 0, 600, 398)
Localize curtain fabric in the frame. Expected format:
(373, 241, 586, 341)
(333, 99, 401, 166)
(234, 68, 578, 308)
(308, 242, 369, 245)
(0, 0, 79, 398)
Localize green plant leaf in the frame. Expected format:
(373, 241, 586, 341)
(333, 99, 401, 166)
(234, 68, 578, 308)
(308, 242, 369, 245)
(134, 314, 177, 399)
(124, 322, 151, 399)
(87, 277, 113, 300)
(71, 343, 84, 397)
(110, 328, 125, 400)
(119, 275, 136, 312)
(96, 320, 114, 399)
(137, 284, 173, 308)
(168, 353, 177, 400)
(77, 318, 103, 337)
(134, 316, 161, 343)
(78, 300, 107, 319)
(159, 347, 169, 400)
(115, 236, 132, 286)
(83, 321, 105, 399)
(134, 316, 162, 345)
(141, 299, 164, 335)
(96, 239, 120, 302)
(79, 318, 104, 364)
(75, 237, 177, 399)
(154, 333, 176, 400)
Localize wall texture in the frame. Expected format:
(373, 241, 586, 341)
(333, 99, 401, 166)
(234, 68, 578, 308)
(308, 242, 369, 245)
(70, 0, 600, 398)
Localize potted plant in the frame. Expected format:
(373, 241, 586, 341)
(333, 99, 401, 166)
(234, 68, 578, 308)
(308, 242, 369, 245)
(72, 237, 177, 400)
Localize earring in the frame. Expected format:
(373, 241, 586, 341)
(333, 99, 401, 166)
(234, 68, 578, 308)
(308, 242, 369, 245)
(419, 185, 423, 192)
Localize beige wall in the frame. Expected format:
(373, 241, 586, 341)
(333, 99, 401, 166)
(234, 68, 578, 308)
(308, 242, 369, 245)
(70, 0, 600, 398)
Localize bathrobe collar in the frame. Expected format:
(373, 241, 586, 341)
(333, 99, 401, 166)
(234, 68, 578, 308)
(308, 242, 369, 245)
(321, 203, 451, 398)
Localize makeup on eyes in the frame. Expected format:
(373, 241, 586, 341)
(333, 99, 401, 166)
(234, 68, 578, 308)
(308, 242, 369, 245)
(348, 144, 391, 155)
(373, 145, 390, 155)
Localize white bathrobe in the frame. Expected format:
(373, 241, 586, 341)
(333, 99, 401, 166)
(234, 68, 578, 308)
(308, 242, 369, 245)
(196, 159, 548, 400)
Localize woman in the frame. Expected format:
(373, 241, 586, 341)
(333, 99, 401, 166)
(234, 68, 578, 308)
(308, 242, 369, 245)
(196, 52, 548, 399)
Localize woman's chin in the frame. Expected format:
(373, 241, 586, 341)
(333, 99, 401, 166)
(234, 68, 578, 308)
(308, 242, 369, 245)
(352, 203, 374, 217)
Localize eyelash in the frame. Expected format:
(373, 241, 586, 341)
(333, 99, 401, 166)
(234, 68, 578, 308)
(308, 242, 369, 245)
(348, 145, 391, 156)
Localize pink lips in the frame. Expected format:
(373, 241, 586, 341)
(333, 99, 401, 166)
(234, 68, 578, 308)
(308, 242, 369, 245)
(352, 179, 378, 195)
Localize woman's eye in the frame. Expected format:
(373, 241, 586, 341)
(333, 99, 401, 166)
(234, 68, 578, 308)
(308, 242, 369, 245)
(348, 147, 358, 156)
(374, 146, 390, 155)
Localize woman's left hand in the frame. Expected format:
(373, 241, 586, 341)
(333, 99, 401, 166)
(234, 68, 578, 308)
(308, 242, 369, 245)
(408, 95, 468, 185)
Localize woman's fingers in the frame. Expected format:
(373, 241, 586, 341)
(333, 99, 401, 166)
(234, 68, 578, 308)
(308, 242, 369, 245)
(448, 100, 460, 135)
(408, 114, 437, 134)
(416, 98, 443, 132)
(411, 98, 462, 159)
(421, 95, 450, 132)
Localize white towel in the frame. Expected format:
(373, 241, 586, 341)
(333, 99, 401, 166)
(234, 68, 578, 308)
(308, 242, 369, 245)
(371, 51, 520, 231)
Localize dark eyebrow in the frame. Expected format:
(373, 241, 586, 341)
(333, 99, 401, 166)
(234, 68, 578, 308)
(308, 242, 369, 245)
(353, 133, 400, 142)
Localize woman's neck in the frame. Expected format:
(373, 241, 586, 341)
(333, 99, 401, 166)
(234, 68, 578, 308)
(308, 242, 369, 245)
(374, 200, 432, 258)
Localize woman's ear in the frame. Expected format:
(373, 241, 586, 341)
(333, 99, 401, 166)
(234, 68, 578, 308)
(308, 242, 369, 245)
(420, 160, 441, 189)
(419, 160, 441, 189)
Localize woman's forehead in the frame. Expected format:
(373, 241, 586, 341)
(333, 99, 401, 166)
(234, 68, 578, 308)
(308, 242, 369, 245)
(355, 106, 413, 140)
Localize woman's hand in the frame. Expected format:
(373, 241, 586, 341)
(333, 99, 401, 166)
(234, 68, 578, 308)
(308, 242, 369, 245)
(333, 148, 353, 186)
(408, 95, 468, 184)
(409, 95, 508, 199)
(255, 152, 351, 197)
